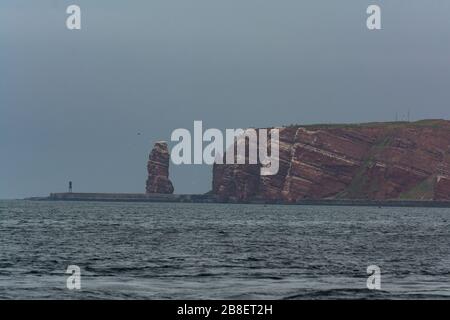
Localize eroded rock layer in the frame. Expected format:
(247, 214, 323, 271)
(212, 120, 450, 202)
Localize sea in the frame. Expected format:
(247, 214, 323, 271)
(0, 200, 449, 299)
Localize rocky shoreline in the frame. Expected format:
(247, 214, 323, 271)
(25, 120, 450, 207)
(25, 192, 450, 208)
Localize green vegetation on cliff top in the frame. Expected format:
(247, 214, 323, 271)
(286, 119, 448, 130)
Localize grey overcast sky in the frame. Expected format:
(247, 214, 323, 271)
(2, 0, 450, 199)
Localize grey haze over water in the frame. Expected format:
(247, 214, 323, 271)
(2, 1, 450, 198)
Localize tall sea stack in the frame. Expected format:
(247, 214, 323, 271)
(146, 141, 174, 194)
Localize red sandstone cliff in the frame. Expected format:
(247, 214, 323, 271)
(212, 120, 450, 202)
(146, 141, 174, 194)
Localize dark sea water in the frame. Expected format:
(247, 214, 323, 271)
(0, 200, 449, 300)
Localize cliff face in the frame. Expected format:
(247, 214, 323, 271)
(212, 120, 450, 202)
(146, 141, 174, 194)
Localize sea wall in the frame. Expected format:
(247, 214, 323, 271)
(47, 193, 217, 203)
(30, 192, 450, 208)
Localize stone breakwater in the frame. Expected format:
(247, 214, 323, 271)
(29, 193, 450, 208)
(212, 120, 450, 203)
(45, 193, 216, 203)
